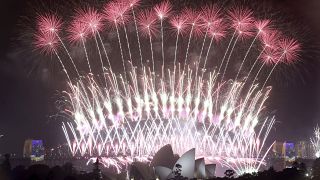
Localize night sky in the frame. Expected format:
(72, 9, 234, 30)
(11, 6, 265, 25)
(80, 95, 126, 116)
(0, 0, 320, 155)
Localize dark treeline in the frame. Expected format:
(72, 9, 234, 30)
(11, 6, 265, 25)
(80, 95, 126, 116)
(2, 154, 320, 180)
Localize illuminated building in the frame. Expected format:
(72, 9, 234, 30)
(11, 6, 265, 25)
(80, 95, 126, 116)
(283, 141, 296, 160)
(269, 141, 315, 171)
(23, 139, 45, 161)
(296, 141, 306, 158)
(272, 141, 284, 158)
(23, 139, 32, 158)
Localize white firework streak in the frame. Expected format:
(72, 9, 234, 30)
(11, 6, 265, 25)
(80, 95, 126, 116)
(60, 65, 275, 175)
(31, 2, 295, 175)
(311, 126, 320, 158)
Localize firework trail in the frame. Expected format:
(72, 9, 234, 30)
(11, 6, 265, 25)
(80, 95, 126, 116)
(311, 126, 320, 158)
(32, 0, 301, 175)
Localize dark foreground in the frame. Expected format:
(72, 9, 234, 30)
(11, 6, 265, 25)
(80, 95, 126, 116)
(1, 156, 320, 180)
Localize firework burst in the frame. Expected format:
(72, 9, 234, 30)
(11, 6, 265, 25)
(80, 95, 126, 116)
(31, 0, 301, 176)
(311, 126, 320, 158)
(34, 32, 59, 55)
(154, 0, 172, 20)
(37, 14, 62, 34)
(137, 9, 158, 37)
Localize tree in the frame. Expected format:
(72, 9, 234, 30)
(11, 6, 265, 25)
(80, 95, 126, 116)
(92, 158, 103, 180)
(168, 164, 187, 180)
(299, 162, 307, 174)
(62, 162, 75, 175)
(224, 169, 235, 178)
(292, 161, 299, 169)
(1, 154, 11, 175)
(268, 166, 276, 173)
(312, 158, 320, 179)
(239, 173, 254, 179)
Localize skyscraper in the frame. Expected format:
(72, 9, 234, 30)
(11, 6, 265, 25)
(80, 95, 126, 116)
(23, 139, 44, 161)
(283, 141, 295, 160)
(272, 141, 284, 158)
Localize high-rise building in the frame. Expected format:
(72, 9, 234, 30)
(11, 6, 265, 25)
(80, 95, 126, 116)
(296, 141, 307, 158)
(272, 141, 315, 159)
(269, 140, 315, 171)
(272, 141, 284, 158)
(294, 141, 315, 159)
(306, 142, 314, 159)
(283, 141, 295, 160)
(23, 139, 45, 161)
(23, 139, 33, 158)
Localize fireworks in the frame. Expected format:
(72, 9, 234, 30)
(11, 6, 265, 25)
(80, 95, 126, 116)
(311, 126, 320, 158)
(32, 0, 301, 175)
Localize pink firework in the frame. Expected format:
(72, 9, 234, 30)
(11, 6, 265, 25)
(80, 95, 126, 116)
(227, 6, 255, 39)
(278, 38, 301, 64)
(208, 19, 227, 42)
(75, 7, 104, 35)
(118, 0, 141, 8)
(260, 48, 280, 65)
(67, 19, 88, 44)
(37, 14, 62, 34)
(200, 4, 222, 28)
(182, 8, 203, 37)
(137, 9, 158, 37)
(255, 19, 272, 36)
(169, 14, 188, 35)
(154, 0, 172, 19)
(103, 1, 130, 26)
(260, 30, 281, 49)
(34, 32, 59, 55)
